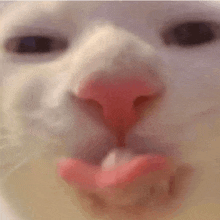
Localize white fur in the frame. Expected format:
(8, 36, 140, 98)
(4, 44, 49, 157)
(1, 2, 220, 220)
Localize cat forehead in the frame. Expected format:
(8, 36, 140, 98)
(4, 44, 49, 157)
(2, 1, 220, 19)
(1, 1, 220, 49)
(1, 1, 220, 38)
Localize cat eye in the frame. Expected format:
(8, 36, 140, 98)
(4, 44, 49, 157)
(5, 36, 68, 54)
(163, 22, 216, 47)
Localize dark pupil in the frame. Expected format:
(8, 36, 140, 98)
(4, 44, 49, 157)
(18, 36, 52, 53)
(174, 22, 214, 46)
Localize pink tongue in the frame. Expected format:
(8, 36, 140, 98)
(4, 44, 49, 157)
(57, 155, 170, 190)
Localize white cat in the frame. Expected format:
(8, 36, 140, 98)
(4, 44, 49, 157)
(1, 1, 220, 220)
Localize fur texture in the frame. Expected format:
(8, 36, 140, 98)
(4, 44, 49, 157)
(1, 2, 220, 220)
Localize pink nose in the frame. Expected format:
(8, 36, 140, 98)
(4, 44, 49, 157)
(77, 72, 162, 143)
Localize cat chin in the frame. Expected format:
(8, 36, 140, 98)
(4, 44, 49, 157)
(54, 147, 194, 220)
(72, 172, 185, 220)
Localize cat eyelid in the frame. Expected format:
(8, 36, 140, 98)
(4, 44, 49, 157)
(5, 36, 68, 54)
(160, 20, 220, 47)
(1, 25, 74, 42)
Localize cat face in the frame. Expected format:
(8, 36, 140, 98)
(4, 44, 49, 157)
(1, 2, 220, 220)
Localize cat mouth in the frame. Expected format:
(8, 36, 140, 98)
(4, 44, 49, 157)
(57, 97, 179, 206)
(57, 147, 177, 206)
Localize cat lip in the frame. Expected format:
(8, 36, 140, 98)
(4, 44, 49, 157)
(100, 148, 169, 171)
(57, 150, 175, 190)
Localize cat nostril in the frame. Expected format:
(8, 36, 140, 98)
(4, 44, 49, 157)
(133, 94, 160, 113)
(86, 99, 103, 112)
(81, 99, 104, 119)
(133, 96, 150, 108)
(77, 73, 164, 134)
(85, 96, 154, 115)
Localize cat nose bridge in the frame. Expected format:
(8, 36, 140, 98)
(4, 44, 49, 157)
(73, 26, 165, 137)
